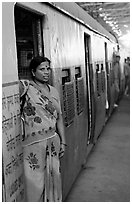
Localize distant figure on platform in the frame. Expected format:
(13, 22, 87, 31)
(19, 56, 66, 202)
(124, 57, 130, 96)
(113, 53, 121, 107)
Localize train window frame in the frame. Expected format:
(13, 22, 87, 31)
(75, 66, 84, 115)
(14, 4, 44, 79)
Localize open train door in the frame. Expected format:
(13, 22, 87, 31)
(84, 34, 95, 145)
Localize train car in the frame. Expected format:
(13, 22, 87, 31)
(2, 2, 125, 201)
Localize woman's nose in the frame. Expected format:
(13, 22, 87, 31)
(44, 68, 50, 73)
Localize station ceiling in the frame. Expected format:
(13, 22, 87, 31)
(76, 2, 130, 40)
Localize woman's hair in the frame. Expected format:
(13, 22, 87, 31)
(29, 56, 51, 73)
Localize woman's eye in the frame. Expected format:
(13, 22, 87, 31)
(40, 67, 51, 71)
(40, 68, 45, 71)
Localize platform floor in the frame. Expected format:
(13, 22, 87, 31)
(65, 95, 130, 202)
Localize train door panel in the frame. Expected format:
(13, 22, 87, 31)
(89, 63, 96, 142)
(94, 63, 102, 140)
(74, 66, 88, 167)
(93, 58, 106, 141)
(84, 34, 95, 143)
(61, 66, 87, 199)
(104, 42, 110, 112)
(109, 62, 115, 115)
(101, 63, 106, 126)
(104, 43, 114, 117)
(61, 68, 77, 199)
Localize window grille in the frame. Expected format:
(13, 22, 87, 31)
(62, 69, 75, 127)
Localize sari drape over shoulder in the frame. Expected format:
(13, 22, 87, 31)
(20, 80, 62, 202)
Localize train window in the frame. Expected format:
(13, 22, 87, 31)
(14, 5, 44, 79)
(101, 64, 105, 92)
(75, 67, 84, 115)
(96, 64, 101, 97)
(62, 69, 75, 127)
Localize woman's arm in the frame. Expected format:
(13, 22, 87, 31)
(56, 113, 66, 158)
(57, 113, 65, 144)
(52, 86, 66, 157)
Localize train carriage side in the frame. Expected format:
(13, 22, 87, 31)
(8, 2, 90, 200)
(2, 2, 120, 202)
(37, 3, 118, 198)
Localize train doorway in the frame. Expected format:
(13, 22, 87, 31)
(14, 4, 44, 79)
(84, 34, 95, 144)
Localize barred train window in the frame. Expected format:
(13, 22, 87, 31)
(14, 5, 44, 79)
(62, 69, 75, 127)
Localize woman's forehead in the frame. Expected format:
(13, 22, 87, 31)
(39, 61, 50, 67)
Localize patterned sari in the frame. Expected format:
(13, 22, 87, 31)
(20, 80, 62, 202)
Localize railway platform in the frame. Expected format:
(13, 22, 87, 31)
(65, 94, 130, 202)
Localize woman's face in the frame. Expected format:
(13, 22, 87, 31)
(33, 61, 51, 83)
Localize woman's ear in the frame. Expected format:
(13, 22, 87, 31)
(32, 70, 35, 77)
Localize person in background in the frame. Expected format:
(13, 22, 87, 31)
(113, 53, 121, 107)
(19, 56, 66, 202)
(124, 57, 130, 96)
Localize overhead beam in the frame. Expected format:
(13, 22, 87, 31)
(77, 2, 103, 7)
(92, 7, 130, 12)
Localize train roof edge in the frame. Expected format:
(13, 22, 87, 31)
(45, 2, 118, 44)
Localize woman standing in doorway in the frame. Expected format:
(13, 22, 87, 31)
(19, 56, 66, 201)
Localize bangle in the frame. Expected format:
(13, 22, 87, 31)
(60, 143, 67, 146)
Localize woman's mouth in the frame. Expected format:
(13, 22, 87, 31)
(43, 76, 49, 79)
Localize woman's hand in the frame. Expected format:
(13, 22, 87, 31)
(59, 143, 67, 158)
